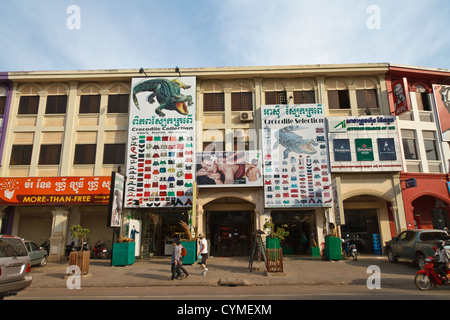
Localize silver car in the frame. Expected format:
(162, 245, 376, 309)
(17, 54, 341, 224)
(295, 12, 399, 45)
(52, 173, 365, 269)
(24, 240, 48, 267)
(0, 235, 33, 299)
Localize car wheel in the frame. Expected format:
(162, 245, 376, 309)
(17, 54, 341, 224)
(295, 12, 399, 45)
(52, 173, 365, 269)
(416, 254, 426, 270)
(387, 248, 397, 263)
(39, 256, 48, 267)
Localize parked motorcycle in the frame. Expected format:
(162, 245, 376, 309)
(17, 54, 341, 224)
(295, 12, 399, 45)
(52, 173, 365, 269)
(342, 238, 358, 261)
(415, 256, 450, 290)
(92, 240, 108, 259)
(39, 239, 50, 256)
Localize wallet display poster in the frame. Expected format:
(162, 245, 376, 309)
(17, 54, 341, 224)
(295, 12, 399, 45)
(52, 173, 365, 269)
(125, 77, 196, 208)
(261, 104, 332, 208)
(327, 116, 403, 172)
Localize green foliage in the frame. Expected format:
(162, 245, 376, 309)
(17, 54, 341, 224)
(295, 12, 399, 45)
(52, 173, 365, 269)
(263, 219, 289, 241)
(69, 225, 90, 251)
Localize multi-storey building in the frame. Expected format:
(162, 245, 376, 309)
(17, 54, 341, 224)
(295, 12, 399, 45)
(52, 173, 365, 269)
(386, 65, 450, 232)
(0, 63, 447, 261)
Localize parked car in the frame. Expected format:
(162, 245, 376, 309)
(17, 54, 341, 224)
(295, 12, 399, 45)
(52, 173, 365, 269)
(0, 235, 33, 299)
(24, 240, 48, 267)
(385, 229, 448, 269)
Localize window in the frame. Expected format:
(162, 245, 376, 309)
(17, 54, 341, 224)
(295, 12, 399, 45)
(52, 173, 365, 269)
(202, 141, 225, 152)
(293, 91, 315, 104)
(356, 89, 378, 109)
(0, 96, 6, 116)
(107, 94, 129, 113)
(18, 96, 39, 114)
(328, 90, 350, 109)
(265, 91, 287, 105)
(423, 131, 439, 161)
(79, 95, 101, 113)
(10, 145, 33, 165)
(203, 93, 224, 112)
(401, 130, 418, 160)
(38, 144, 62, 165)
(231, 92, 253, 111)
(74, 144, 96, 164)
(103, 144, 125, 164)
(415, 85, 431, 111)
(45, 95, 67, 114)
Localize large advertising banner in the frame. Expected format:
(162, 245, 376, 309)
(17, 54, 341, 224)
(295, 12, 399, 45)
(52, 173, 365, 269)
(0, 176, 111, 206)
(261, 104, 332, 208)
(107, 172, 124, 228)
(125, 77, 196, 208)
(327, 116, 403, 172)
(391, 78, 411, 115)
(196, 151, 263, 187)
(432, 84, 450, 142)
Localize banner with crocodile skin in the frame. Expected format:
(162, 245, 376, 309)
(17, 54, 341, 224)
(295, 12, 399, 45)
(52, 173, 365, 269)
(261, 104, 332, 208)
(125, 77, 196, 208)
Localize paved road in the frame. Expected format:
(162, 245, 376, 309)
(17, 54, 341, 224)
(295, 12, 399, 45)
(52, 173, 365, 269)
(8, 282, 450, 300)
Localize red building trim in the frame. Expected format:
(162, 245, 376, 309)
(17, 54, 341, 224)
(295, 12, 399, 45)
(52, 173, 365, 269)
(401, 172, 450, 229)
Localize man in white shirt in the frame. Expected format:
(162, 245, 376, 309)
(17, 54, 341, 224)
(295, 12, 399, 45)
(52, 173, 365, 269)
(198, 233, 208, 275)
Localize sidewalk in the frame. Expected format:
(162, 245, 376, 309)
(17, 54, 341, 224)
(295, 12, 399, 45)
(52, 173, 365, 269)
(29, 254, 418, 288)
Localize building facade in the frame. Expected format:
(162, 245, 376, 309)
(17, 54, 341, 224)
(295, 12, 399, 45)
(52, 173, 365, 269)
(0, 63, 447, 261)
(386, 65, 450, 232)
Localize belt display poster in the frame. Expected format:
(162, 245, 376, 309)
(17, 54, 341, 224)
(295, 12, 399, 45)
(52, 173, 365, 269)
(261, 104, 332, 208)
(125, 77, 196, 208)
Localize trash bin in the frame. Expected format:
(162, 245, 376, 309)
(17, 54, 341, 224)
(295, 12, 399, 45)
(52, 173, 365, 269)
(112, 242, 135, 266)
(325, 236, 342, 260)
(181, 241, 196, 265)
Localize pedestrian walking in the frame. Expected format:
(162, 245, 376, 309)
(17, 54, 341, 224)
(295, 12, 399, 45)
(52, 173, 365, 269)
(170, 240, 182, 280)
(198, 233, 208, 275)
(177, 241, 189, 279)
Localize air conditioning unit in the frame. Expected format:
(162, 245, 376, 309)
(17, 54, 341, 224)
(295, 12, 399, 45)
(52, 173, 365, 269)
(239, 111, 254, 122)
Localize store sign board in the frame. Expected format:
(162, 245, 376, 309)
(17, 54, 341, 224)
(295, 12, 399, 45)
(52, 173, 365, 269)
(432, 84, 450, 142)
(261, 104, 332, 208)
(107, 172, 124, 228)
(195, 151, 263, 187)
(331, 177, 345, 226)
(0, 177, 111, 206)
(328, 116, 403, 172)
(125, 77, 196, 208)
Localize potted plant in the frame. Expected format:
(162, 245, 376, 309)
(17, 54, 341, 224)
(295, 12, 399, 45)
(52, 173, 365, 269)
(263, 218, 289, 249)
(68, 225, 90, 275)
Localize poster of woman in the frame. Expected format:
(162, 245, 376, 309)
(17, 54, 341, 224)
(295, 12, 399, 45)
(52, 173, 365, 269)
(196, 151, 262, 187)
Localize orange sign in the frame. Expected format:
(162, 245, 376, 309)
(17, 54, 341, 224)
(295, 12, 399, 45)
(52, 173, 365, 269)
(0, 177, 111, 206)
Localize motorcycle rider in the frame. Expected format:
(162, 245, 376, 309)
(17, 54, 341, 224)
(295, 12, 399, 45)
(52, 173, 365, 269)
(435, 240, 449, 283)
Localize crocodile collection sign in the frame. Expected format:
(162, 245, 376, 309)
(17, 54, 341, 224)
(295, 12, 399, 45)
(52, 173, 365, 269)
(125, 77, 196, 208)
(261, 104, 332, 208)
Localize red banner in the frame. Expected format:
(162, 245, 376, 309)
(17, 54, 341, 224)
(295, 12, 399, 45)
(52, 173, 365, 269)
(0, 177, 111, 206)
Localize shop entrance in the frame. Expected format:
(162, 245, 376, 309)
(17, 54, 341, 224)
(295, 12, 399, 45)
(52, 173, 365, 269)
(271, 210, 316, 255)
(144, 210, 190, 256)
(340, 209, 380, 253)
(206, 211, 253, 257)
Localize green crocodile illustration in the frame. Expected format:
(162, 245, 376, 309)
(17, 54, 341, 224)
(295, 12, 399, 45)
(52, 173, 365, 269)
(132, 78, 193, 117)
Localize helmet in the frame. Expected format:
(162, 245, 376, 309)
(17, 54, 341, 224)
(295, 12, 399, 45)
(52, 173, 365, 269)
(438, 240, 446, 248)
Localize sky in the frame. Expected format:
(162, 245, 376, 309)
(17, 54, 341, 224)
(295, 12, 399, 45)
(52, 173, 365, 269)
(1, 0, 449, 72)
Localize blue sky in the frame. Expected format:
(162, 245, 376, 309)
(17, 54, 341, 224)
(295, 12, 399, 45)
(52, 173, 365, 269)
(1, 0, 449, 72)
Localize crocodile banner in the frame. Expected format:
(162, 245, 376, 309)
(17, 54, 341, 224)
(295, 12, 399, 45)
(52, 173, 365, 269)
(261, 104, 332, 208)
(125, 77, 196, 208)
